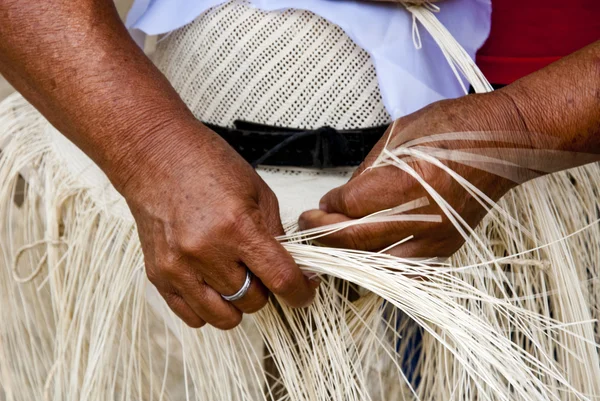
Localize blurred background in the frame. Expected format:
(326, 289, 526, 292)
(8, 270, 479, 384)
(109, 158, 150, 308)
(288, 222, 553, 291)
(0, 0, 134, 102)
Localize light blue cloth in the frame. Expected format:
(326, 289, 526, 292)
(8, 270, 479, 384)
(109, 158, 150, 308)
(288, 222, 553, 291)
(127, 0, 491, 119)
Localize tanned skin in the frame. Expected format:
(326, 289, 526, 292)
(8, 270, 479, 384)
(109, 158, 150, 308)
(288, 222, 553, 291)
(301, 42, 600, 256)
(1, 0, 599, 328)
(0, 0, 317, 330)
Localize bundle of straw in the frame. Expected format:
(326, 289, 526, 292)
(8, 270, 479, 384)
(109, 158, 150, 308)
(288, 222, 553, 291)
(0, 4, 599, 401)
(2, 89, 600, 400)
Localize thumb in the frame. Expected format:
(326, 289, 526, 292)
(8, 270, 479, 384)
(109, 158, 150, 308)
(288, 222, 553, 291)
(319, 182, 363, 218)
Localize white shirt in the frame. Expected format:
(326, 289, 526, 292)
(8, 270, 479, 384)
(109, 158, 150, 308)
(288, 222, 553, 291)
(127, 0, 491, 119)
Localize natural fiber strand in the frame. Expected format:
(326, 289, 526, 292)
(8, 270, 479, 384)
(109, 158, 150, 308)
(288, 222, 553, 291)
(1, 3, 600, 400)
(2, 88, 600, 400)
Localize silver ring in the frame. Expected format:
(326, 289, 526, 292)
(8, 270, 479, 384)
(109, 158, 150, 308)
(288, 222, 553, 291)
(221, 270, 252, 302)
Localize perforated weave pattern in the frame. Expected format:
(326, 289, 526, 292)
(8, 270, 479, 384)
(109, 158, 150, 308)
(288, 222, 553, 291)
(153, 0, 392, 130)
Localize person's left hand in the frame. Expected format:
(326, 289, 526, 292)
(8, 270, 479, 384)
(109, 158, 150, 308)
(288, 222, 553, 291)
(298, 91, 536, 258)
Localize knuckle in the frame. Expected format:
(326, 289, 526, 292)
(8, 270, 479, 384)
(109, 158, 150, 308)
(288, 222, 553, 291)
(298, 211, 317, 231)
(214, 204, 253, 236)
(269, 269, 298, 295)
(177, 204, 255, 255)
(238, 207, 264, 230)
(157, 254, 184, 279)
(339, 188, 362, 217)
(298, 210, 311, 222)
(221, 204, 245, 225)
(145, 266, 161, 285)
(261, 188, 279, 208)
(177, 234, 209, 256)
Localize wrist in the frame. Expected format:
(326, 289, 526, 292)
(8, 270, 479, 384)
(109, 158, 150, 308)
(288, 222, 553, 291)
(497, 80, 598, 154)
(104, 112, 212, 198)
(472, 90, 531, 134)
(462, 89, 555, 152)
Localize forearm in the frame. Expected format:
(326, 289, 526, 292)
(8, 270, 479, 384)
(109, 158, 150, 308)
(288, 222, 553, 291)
(0, 0, 206, 192)
(498, 41, 600, 154)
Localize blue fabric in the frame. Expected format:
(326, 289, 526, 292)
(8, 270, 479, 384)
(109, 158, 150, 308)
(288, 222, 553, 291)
(126, 0, 491, 119)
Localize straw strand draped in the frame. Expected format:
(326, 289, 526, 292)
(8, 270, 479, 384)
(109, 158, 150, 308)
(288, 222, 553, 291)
(2, 89, 600, 400)
(1, 4, 600, 401)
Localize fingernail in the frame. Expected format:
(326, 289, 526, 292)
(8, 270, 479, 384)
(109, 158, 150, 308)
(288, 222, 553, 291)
(319, 203, 329, 212)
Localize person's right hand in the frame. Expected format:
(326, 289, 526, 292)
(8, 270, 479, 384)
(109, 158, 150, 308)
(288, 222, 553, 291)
(119, 123, 318, 330)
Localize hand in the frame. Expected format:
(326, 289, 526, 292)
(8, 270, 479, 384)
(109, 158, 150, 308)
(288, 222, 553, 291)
(299, 92, 535, 258)
(121, 123, 317, 329)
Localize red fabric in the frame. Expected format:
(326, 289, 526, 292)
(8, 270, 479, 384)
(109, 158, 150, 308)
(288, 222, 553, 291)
(476, 0, 600, 85)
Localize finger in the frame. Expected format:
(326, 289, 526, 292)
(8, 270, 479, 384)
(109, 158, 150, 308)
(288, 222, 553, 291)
(320, 167, 430, 218)
(257, 183, 286, 237)
(176, 233, 269, 313)
(146, 262, 205, 328)
(318, 182, 360, 216)
(260, 192, 320, 283)
(162, 291, 206, 329)
(175, 273, 243, 330)
(385, 239, 436, 259)
(386, 238, 461, 259)
(239, 226, 316, 308)
(301, 210, 453, 258)
(230, 277, 269, 314)
(298, 209, 352, 231)
(203, 261, 269, 314)
(299, 208, 440, 251)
